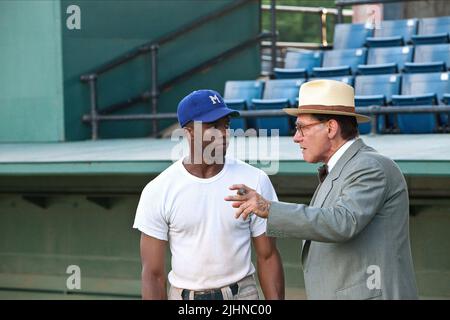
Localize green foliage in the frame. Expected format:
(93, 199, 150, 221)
(262, 0, 351, 44)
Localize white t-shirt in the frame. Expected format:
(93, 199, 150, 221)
(133, 156, 278, 290)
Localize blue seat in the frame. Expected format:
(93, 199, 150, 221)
(391, 72, 450, 133)
(274, 49, 323, 78)
(354, 74, 402, 134)
(404, 43, 450, 73)
(358, 46, 413, 75)
(366, 19, 418, 47)
(313, 48, 367, 77)
(391, 93, 439, 133)
(224, 80, 264, 131)
(333, 23, 374, 49)
(443, 93, 450, 105)
(412, 16, 450, 45)
(251, 79, 304, 136)
(443, 93, 450, 132)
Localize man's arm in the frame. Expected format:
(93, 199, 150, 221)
(227, 158, 387, 243)
(266, 158, 387, 242)
(252, 234, 285, 300)
(140, 232, 168, 299)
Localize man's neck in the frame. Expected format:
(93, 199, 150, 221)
(182, 156, 225, 179)
(324, 138, 349, 164)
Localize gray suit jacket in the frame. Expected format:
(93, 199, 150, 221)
(267, 139, 418, 299)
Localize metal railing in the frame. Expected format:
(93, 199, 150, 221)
(82, 105, 450, 136)
(261, 4, 353, 47)
(80, 0, 261, 140)
(80, 0, 448, 140)
(260, 3, 353, 75)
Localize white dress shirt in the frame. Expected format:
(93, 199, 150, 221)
(326, 138, 356, 173)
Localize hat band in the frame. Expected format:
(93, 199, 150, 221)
(298, 105, 355, 113)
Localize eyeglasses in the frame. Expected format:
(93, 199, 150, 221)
(295, 121, 326, 136)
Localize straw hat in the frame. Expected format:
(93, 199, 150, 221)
(283, 79, 370, 123)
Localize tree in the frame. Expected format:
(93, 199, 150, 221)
(262, 0, 351, 45)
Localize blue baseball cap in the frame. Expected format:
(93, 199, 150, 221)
(177, 89, 239, 127)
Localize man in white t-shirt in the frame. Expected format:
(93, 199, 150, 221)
(133, 89, 284, 300)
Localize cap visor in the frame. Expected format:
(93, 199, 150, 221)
(194, 107, 240, 123)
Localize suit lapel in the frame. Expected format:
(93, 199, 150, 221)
(314, 138, 365, 208)
(312, 177, 334, 209)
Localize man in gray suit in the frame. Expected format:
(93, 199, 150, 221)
(225, 80, 418, 299)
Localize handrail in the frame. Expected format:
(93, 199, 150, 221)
(160, 33, 271, 93)
(80, 0, 254, 79)
(261, 3, 353, 50)
(84, 105, 450, 119)
(83, 105, 450, 136)
(96, 32, 271, 116)
(261, 4, 353, 16)
(261, 41, 325, 49)
(80, 0, 258, 140)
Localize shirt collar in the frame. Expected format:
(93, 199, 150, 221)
(326, 138, 356, 173)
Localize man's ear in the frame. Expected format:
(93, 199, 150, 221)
(327, 119, 339, 139)
(184, 126, 193, 140)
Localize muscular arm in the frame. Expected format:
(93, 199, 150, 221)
(252, 234, 285, 300)
(140, 233, 168, 299)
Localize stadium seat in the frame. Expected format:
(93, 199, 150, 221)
(313, 48, 367, 77)
(366, 19, 418, 47)
(391, 72, 450, 133)
(404, 43, 450, 73)
(391, 93, 439, 133)
(358, 46, 413, 75)
(274, 49, 323, 78)
(354, 74, 402, 134)
(411, 16, 450, 45)
(224, 80, 264, 131)
(251, 79, 304, 136)
(333, 23, 374, 49)
(444, 93, 450, 132)
(443, 93, 450, 105)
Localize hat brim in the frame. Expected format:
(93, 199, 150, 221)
(283, 107, 371, 123)
(192, 107, 240, 124)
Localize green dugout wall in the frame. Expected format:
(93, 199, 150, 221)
(0, 1, 65, 142)
(0, 136, 449, 299)
(0, 0, 260, 142)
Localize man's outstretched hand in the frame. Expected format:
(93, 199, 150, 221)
(225, 184, 271, 220)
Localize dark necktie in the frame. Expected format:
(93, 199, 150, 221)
(318, 164, 328, 183)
